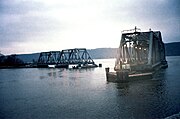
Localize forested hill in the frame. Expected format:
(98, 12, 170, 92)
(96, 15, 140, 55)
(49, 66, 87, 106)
(13, 42, 180, 62)
(165, 42, 180, 56)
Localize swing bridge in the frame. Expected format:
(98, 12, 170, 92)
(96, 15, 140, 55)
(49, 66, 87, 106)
(37, 48, 98, 68)
(114, 27, 168, 71)
(106, 27, 168, 82)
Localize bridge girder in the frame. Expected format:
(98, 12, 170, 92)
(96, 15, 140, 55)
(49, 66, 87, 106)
(37, 48, 95, 66)
(115, 30, 167, 71)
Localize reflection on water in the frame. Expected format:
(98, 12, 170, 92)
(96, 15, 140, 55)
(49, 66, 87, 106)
(116, 83, 129, 96)
(0, 57, 180, 119)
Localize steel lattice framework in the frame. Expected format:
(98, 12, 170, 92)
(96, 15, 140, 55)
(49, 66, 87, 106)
(115, 29, 167, 71)
(37, 48, 96, 67)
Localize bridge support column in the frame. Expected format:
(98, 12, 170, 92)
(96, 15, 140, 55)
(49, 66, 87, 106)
(148, 32, 153, 65)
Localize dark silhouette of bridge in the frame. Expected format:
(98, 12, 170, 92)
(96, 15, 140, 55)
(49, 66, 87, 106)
(37, 48, 98, 68)
(114, 27, 168, 71)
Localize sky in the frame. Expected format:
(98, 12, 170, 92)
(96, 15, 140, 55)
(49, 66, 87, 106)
(0, 0, 180, 55)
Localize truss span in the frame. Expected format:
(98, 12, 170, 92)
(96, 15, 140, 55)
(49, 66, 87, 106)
(37, 48, 97, 68)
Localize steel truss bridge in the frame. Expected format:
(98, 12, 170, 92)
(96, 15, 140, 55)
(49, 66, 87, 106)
(37, 48, 97, 68)
(115, 28, 168, 71)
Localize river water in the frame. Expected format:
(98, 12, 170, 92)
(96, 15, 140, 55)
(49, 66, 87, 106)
(0, 56, 180, 119)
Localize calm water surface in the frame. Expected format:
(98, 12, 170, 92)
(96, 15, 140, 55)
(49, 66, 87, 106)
(0, 56, 180, 119)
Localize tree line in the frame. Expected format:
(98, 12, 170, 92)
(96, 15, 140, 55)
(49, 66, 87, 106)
(0, 54, 25, 67)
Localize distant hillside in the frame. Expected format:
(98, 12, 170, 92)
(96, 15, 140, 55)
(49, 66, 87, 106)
(165, 42, 180, 56)
(88, 48, 118, 59)
(88, 42, 180, 59)
(16, 42, 180, 63)
(17, 53, 40, 63)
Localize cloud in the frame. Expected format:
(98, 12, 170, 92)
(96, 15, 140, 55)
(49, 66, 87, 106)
(0, 0, 63, 51)
(106, 0, 180, 42)
(0, 0, 180, 54)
